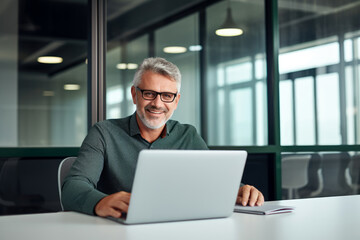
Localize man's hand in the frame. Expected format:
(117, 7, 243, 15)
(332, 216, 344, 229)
(237, 185, 264, 207)
(95, 191, 131, 218)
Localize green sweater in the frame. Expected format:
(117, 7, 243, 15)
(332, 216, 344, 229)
(61, 113, 208, 215)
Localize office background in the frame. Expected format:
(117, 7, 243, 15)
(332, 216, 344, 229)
(0, 0, 359, 215)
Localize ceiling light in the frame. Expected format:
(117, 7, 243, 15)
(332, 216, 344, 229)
(64, 84, 80, 91)
(43, 91, 55, 97)
(37, 56, 63, 64)
(163, 46, 187, 54)
(189, 45, 202, 51)
(127, 63, 138, 69)
(116, 63, 127, 69)
(215, 7, 243, 37)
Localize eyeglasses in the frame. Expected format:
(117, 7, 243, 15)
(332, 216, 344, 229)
(136, 87, 178, 103)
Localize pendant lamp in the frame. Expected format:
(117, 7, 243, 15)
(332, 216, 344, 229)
(215, 5, 243, 37)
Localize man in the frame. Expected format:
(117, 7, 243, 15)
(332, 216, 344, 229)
(62, 57, 264, 218)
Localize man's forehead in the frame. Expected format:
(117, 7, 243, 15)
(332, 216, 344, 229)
(140, 71, 177, 86)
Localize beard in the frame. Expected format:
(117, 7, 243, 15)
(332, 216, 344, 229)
(136, 105, 173, 130)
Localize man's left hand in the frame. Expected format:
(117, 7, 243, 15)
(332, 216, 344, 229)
(237, 185, 264, 206)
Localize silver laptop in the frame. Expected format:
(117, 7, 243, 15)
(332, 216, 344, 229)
(109, 150, 247, 224)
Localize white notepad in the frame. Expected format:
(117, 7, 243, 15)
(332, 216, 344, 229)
(234, 204, 294, 215)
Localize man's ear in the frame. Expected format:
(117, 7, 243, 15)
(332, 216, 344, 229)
(131, 86, 137, 104)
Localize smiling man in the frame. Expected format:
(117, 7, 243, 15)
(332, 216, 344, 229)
(61, 57, 264, 218)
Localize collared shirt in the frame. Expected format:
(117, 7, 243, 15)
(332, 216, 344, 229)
(61, 112, 208, 215)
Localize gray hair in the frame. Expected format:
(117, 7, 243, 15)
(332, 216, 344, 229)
(133, 57, 181, 92)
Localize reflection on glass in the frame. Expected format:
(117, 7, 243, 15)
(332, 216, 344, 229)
(316, 73, 340, 145)
(281, 151, 360, 200)
(279, 0, 360, 145)
(295, 77, 315, 145)
(0, 0, 88, 147)
(106, 36, 148, 119)
(230, 88, 253, 145)
(155, 14, 201, 131)
(280, 80, 294, 145)
(206, 1, 267, 146)
(279, 41, 339, 74)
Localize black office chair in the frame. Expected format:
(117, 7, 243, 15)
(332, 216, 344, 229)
(318, 153, 352, 197)
(57, 157, 77, 211)
(298, 154, 322, 198)
(349, 154, 360, 194)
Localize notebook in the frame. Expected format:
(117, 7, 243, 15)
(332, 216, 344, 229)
(234, 204, 295, 215)
(108, 149, 247, 224)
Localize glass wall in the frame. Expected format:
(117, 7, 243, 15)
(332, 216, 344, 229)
(205, 1, 267, 146)
(0, 0, 88, 215)
(106, 0, 268, 144)
(155, 14, 201, 131)
(106, 36, 148, 119)
(0, 0, 88, 147)
(281, 151, 360, 199)
(278, 0, 360, 146)
(106, 13, 201, 131)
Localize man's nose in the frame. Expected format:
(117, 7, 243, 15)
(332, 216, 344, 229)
(151, 94, 163, 105)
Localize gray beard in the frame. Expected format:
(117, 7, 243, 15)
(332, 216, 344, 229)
(136, 107, 173, 130)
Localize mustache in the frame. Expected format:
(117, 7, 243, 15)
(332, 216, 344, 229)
(145, 105, 168, 113)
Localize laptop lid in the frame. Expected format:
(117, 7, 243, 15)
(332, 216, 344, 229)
(117, 150, 247, 224)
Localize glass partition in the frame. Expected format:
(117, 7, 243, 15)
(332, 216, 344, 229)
(106, 36, 148, 119)
(205, 1, 268, 146)
(279, 0, 360, 146)
(281, 151, 360, 199)
(155, 14, 201, 130)
(0, 0, 88, 147)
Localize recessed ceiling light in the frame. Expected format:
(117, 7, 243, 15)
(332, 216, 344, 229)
(163, 46, 187, 54)
(116, 63, 138, 70)
(37, 56, 63, 64)
(116, 63, 127, 70)
(43, 91, 55, 97)
(64, 84, 80, 91)
(189, 45, 202, 51)
(127, 63, 138, 69)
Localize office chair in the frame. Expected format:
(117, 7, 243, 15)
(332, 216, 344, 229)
(349, 154, 360, 194)
(58, 157, 76, 211)
(318, 152, 352, 197)
(298, 154, 322, 198)
(282, 154, 311, 199)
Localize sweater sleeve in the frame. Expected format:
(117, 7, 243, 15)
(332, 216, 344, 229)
(61, 124, 108, 215)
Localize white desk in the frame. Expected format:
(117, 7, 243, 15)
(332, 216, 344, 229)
(1, 195, 359, 240)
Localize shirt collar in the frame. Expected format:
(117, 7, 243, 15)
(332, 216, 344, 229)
(130, 112, 169, 138)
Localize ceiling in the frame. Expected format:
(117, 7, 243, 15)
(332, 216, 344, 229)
(4, 0, 360, 76)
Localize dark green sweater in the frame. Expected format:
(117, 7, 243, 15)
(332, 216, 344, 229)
(61, 113, 208, 215)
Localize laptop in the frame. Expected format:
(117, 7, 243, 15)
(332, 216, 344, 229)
(109, 150, 247, 224)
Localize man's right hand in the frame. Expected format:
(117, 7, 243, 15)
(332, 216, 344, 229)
(94, 191, 131, 218)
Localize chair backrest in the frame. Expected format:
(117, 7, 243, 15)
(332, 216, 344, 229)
(282, 155, 311, 189)
(321, 152, 351, 195)
(58, 157, 76, 210)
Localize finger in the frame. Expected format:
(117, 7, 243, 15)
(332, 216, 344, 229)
(116, 192, 131, 203)
(96, 205, 122, 218)
(256, 192, 265, 206)
(240, 186, 251, 206)
(248, 187, 259, 207)
(107, 208, 123, 218)
(113, 200, 130, 213)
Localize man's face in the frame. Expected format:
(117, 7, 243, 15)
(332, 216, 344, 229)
(131, 71, 180, 130)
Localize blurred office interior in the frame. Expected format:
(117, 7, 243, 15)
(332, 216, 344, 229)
(0, 0, 360, 215)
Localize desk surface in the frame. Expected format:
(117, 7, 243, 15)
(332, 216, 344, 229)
(1, 195, 359, 240)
